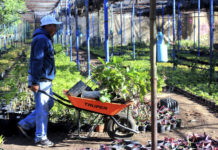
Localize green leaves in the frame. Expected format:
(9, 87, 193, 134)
(92, 56, 165, 103)
(159, 64, 218, 103)
(0, 0, 26, 24)
(99, 96, 111, 103)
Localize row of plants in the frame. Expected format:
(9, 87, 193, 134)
(0, 48, 33, 115)
(81, 42, 150, 59)
(98, 133, 218, 149)
(158, 63, 218, 103)
(0, 46, 27, 73)
(174, 59, 218, 71)
(169, 40, 211, 52)
(176, 53, 218, 66)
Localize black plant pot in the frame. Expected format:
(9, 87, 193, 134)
(146, 124, 151, 132)
(166, 125, 171, 131)
(176, 119, 182, 128)
(158, 124, 165, 133)
(138, 126, 146, 132)
(171, 123, 177, 129)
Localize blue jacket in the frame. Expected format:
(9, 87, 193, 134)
(29, 28, 56, 85)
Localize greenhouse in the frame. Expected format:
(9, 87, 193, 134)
(0, 0, 217, 149)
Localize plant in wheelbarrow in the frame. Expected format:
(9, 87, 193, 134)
(0, 135, 4, 145)
(92, 56, 165, 103)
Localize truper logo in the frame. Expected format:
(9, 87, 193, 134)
(85, 102, 107, 110)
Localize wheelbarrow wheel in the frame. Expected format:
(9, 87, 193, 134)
(106, 112, 136, 139)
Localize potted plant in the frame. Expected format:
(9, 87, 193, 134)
(95, 123, 104, 133)
(158, 119, 167, 133)
(137, 118, 147, 132)
(166, 121, 171, 131)
(176, 119, 182, 128)
(170, 119, 177, 129)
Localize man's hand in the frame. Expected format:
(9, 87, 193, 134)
(30, 85, 39, 92)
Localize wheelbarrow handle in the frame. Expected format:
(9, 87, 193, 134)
(38, 90, 74, 108)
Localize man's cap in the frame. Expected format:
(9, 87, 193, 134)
(40, 15, 62, 26)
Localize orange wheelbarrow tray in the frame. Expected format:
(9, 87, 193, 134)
(67, 95, 134, 116)
(38, 90, 138, 139)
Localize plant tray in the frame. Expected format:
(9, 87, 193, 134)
(66, 80, 88, 97)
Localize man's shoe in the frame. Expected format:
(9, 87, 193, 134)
(17, 124, 31, 139)
(36, 139, 54, 147)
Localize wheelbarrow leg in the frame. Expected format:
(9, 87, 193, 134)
(87, 115, 104, 137)
(77, 109, 81, 137)
(71, 108, 83, 138)
(71, 110, 104, 139)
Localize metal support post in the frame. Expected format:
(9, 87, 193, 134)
(177, 0, 181, 52)
(194, 9, 196, 49)
(92, 13, 95, 47)
(133, 3, 135, 60)
(139, 10, 142, 43)
(75, 0, 80, 70)
(168, 14, 170, 47)
(209, 0, 214, 84)
(162, 4, 164, 33)
(65, 0, 68, 55)
(98, 10, 100, 48)
(110, 4, 114, 56)
(68, 0, 72, 61)
(104, 0, 109, 63)
(173, 0, 176, 70)
(120, 2, 123, 53)
(85, 0, 91, 76)
(124, 14, 126, 45)
(198, 0, 200, 56)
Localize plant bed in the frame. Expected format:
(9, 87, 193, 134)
(0, 48, 28, 80)
(172, 86, 218, 112)
(101, 133, 218, 149)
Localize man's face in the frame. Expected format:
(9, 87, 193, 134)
(45, 24, 57, 37)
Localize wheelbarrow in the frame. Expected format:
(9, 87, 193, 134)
(38, 90, 138, 139)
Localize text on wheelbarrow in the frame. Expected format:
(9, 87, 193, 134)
(85, 102, 108, 110)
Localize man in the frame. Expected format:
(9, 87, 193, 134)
(17, 15, 62, 147)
